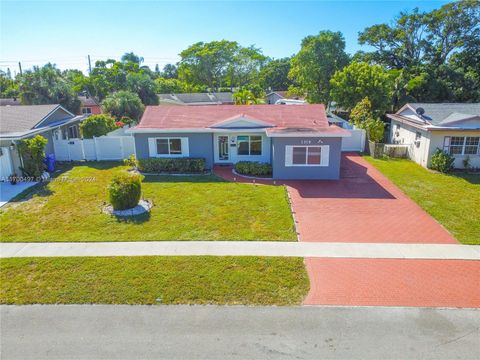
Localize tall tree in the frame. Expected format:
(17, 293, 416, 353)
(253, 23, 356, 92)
(121, 52, 144, 65)
(126, 72, 159, 105)
(162, 64, 178, 79)
(289, 31, 350, 104)
(17, 63, 80, 113)
(330, 62, 392, 112)
(258, 57, 293, 91)
(178, 40, 265, 91)
(102, 90, 145, 121)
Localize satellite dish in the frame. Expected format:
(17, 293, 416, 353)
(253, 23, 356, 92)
(416, 107, 425, 116)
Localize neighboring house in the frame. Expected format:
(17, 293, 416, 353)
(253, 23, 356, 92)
(0, 98, 21, 106)
(128, 104, 349, 180)
(327, 112, 353, 129)
(78, 95, 102, 115)
(0, 104, 86, 179)
(387, 103, 480, 169)
(158, 92, 234, 106)
(266, 91, 305, 105)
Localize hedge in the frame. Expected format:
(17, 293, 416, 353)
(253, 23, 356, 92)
(137, 158, 206, 173)
(234, 161, 272, 177)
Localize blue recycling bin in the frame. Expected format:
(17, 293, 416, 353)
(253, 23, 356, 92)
(46, 154, 55, 172)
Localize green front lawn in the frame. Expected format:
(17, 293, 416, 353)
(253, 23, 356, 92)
(0, 256, 309, 305)
(0, 162, 296, 242)
(365, 157, 480, 245)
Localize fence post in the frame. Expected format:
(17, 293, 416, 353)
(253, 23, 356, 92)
(94, 137, 99, 161)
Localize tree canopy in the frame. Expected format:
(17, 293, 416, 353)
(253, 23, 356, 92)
(17, 64, 80, 113)
(330, 62, 392, 112)
(289, 31, 350, 104)
(102, 91, 145, 121)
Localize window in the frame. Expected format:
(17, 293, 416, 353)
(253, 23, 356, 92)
(82, 107, 92, 114)
(286, 145, 328, 166)
(237, 135, 262, 156)
(465, 137, 480, 155)
(415, 132, 422, 141)
(156, 138, 182, 155)
(444, 136, 480, 155)
(68, 125, 79, 139)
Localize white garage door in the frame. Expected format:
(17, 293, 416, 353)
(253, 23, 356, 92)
(0, 147, 13, 181)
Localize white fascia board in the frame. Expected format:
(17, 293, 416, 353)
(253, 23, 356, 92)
(127, 128, 269, 134)
(267, 132, 351, 138)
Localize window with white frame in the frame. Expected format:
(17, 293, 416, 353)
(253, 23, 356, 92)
(444, 136, 480, 155)
(156, 138, 182, 155)
(68, 125, 79, 139)
(237, 135, 262, 156)
(82, 107, 92, 114)
(285, 145, 329, 167)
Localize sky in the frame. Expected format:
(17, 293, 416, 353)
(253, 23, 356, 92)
(0, 0, 449, 75)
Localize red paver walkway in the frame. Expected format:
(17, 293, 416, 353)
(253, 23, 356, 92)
(304, 258, 480, 307)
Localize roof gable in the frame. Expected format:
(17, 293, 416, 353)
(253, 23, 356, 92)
(210, 115, 274, 129)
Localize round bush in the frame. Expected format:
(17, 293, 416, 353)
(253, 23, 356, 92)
(108, 174, 142, 210)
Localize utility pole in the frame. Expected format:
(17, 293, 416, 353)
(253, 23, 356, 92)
(87, 55, 92, 74)
(18, 61, 22, 75)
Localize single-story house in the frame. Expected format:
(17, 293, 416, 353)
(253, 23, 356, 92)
(387, 103, 480, 168)
(0, 104, 86, 180)
(266, 91, 305, 105)
(158, 92, 234, 106)
(78, 95, 102, 115)
(128, 104, 349, 180)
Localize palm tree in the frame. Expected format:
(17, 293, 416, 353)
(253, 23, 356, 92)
(233, 89, 258, 105)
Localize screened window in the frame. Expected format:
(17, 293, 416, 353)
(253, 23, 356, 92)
(156, 138, 182, 155)
(237, 135, 262, 156)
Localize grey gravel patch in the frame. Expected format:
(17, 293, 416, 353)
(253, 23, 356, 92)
(103, 199, 153, 217)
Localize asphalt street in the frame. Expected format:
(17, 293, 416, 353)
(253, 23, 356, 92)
(1, 305, 479, 359)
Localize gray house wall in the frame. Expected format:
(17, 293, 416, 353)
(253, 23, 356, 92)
(134, 132, 214, 169)
(272, 137, 342, 180)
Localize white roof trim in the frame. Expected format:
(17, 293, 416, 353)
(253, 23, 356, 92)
(209, 115, 274, 128)
(267, 131, 351, 138)
(33, 104, 76, 129)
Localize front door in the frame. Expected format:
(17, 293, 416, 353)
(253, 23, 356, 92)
(218, 135, 229, 161)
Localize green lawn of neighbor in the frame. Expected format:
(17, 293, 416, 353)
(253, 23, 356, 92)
(0, 162, 296, 242)
(365, 156, 480, 245)
(0, 256, 309, 305)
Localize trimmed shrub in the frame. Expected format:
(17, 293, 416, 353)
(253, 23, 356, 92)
(430, 149, 455, 173)
(17, 135, 48, 177)
(108, 174, 142, 211)
(137, 158, 205, 173)
(234, 161, 272, 177)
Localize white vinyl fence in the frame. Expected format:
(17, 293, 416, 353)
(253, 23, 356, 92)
(53, 136, 135, 161)
(341, 128, 366, 152)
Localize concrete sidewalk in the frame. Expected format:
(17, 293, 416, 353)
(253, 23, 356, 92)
(1, 241, 479, 259)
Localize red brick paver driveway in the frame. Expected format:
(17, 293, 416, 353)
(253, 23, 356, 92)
(215, 155, 479, 307)
(288, 153, 456, 244)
